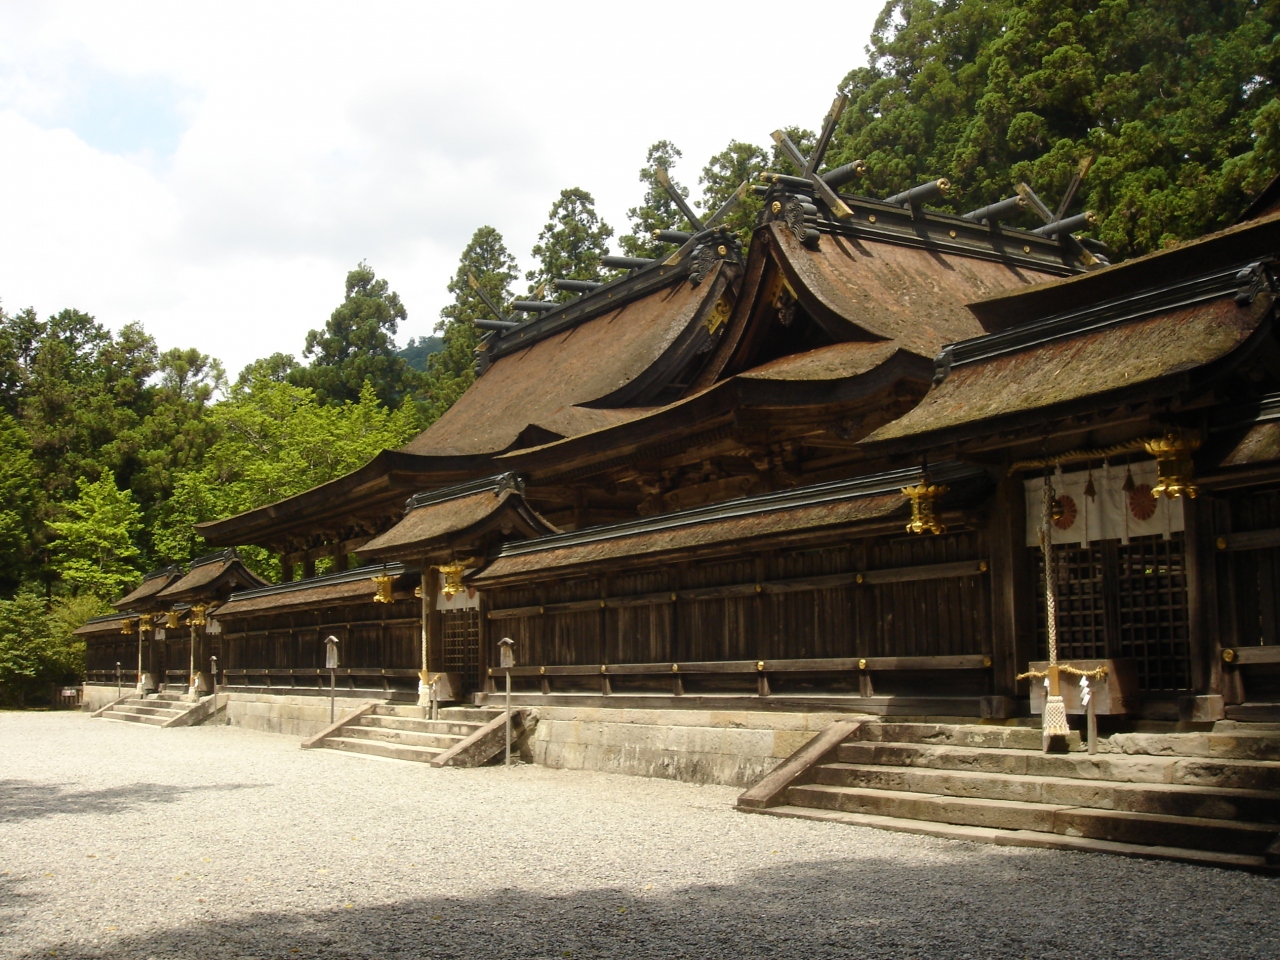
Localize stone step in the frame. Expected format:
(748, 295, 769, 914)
(1107, 731, 1280, 763)
(835, 741, 1280, 791)
(812, 762, 1280, 822)
(341, 724, 466, 750)
(115, 705, 187, 718)
(744, 804, 1276, 874)
(360, 714, 483, 737)
(101, 711, 169, 726)
(853, 722, 1082, 752)
(320, 736, 445, 763)
(786, 784, 1278, 855)
(439, 707, 504, 724)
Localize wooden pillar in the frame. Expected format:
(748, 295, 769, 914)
(1184, 492, 1219, 697)
(302, 557, 316, 580)
(279, 556, 294, 582)
(988, 474, 1033, 699)
(332, 544, 349, 573)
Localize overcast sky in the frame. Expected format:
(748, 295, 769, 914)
(0, 1, 884, 378)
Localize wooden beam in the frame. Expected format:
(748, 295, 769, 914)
(1216, 527, 1280, 552)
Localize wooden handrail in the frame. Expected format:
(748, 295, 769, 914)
(221, 667, 419, 677)
(487, 560, 989, 620)
(488, 654, 991, 678)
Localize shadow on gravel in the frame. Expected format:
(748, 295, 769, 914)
(0, 780, 255, 822)
(11, 853, 1271, 960)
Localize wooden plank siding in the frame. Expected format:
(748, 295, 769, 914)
(483, 529, 992, 676)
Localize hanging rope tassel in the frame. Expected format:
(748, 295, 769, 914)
(1041, 475, 1071, 744)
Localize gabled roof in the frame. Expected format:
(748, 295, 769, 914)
(1239, 172, 1280, 223)
(214, 563, 412, 620)
(475, 462, 989, 582)
(156, 549, 268, 604)
(401, 262, 734, 457)
(357, 473, 559, 563)
(113, 566, 183, 610)
(865, 248, 1278, 450)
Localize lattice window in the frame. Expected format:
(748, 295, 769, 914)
(1115, 535, 1190, 692)
(1033, 533, 1191, 692)
(442, 610, 481, 693)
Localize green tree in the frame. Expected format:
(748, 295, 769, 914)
(288, 262, 422, 408)
(152, 378, 419, 577)
(236, 352, 299, 390)
(0, 305, 39, 417)
(620, 141, 693, 259)
(700, 140, 771, 248)
(47, 474, 143, 600)
(0, 414, 41, 592)
(526, 188, 614, 299)
(826, 0, 1280, 257)
(420, 226, 518, 425)
(0, 588, 97, 706)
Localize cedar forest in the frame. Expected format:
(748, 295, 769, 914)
(2, 0, 1278, 704)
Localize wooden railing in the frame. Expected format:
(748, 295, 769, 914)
(85, 670, 138, 684)
(487, 654, 991, 697)
(220, 667, 419, 692)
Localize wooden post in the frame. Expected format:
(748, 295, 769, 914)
(302, 557, 316, 580)
(989, 474, 1033, 698)
(280, 555, 294, 582)
(1183, 493, 1216, 696)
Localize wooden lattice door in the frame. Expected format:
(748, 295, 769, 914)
(441, 609, 482, 693)
(1034, 533, 1192, 692)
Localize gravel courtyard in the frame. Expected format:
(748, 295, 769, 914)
(2, 712, 1278, 959)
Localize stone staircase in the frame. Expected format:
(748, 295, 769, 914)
(98, 691, 210, 727)
(309, 704, 511, 765)
(739, 720, 1280, 872)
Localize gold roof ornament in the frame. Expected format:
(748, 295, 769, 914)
(433, 558, 480, 598)
(1145, 433, 1201, 499)
(138, 614, 153, 632)
(189, 604, 208, 627)
(371, 574, 395, 604)
(902, 482, 948, 536)
(166, 609, 182, 630)
(120, 617, 137, 635)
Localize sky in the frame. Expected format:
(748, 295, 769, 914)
(0, 1, 885, 379)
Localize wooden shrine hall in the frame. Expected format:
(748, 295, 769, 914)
(80, 99, 1280, 865)
(83, 139, 1280, 726)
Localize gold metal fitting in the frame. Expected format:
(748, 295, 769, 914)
(717, 245, 727, 256)
(670, 593, 677, 601)
(671, 663, 679, 673)
(1145, 433, 1201, 499)
(754, 584, 762, 594)
(902, 482, 949, 536)
(539, 666, 546, 675)
(855, 573, 864, 584)
(868, 215, 876, 223)
(166, 610, 182, 629)
(1223, 648, 1237, 663)
(771, 201, 782, 214)
(1217, 536, 1228, 550)
(432, 558, 480, 598)
(983, 656, 992, 668)
(138, 614, 153, 632)
(756, 661, 765, 672)
(189, 604, 208, 627)
(371, 574, 395, 604)
(858, 658, 867, 670)
(120, 618, 137, 635)
(600, 665, 607, 674)
(979, 561, 989, 573)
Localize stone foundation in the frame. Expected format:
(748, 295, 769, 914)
(81, 683, 130, 713)
(221, 692, 385, 738)
(527, 706, 867, 787)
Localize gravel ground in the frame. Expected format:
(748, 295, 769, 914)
(1, 712, 1278, 960)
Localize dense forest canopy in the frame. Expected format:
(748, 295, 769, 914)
(1, 0, 1276, 703)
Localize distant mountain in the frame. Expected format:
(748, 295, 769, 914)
(397, 336, 445, 372)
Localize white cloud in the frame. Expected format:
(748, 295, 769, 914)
(0, 0, 884, 376)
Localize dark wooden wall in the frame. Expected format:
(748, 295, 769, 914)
(218, 599, 420, 670)
(486, 529, 992, 670)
